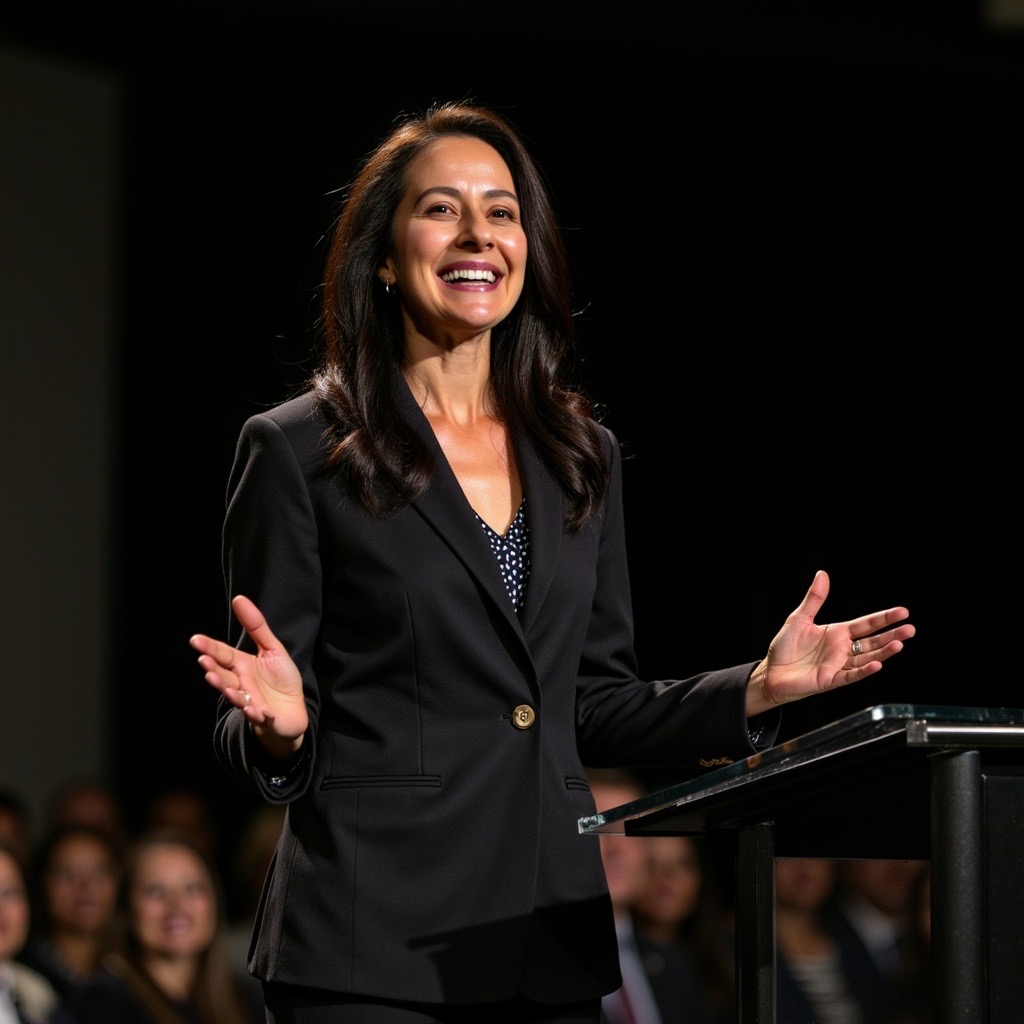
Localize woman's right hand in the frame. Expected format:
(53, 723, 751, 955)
(190, 594, 308, 759)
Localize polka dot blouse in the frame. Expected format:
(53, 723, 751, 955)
(475, 498, 530, 613)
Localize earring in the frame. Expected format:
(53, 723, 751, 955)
(384, 278, 394, 296)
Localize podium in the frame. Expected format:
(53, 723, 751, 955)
(579, 704, 1024, 1024)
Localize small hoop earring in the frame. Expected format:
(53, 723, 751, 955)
(384, 279, 394, 296)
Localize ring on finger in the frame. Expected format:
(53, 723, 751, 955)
(851, 640, 863, 656)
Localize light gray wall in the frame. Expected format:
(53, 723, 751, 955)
(0, 41, 121, 844)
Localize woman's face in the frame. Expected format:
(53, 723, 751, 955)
(383, 134, 527, 346)
(774, 857, 837, 912)
(0, 850, 30, 961)
(128, 843, 216, 960)
(44, 833, 118, 935)
(635, 835, 702, 928)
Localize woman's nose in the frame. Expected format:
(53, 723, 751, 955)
(457, 215, 493, 249)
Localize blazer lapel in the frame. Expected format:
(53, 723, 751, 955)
(394, 371, 524, 637)
(513, 435, 563, 637)
(392, 369, 566, 645)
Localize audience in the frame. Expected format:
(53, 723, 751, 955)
(73, 828, 263, 1024)
(587, 768, 715, 1024)
(774, 857, 888, 1024)
(0, 839, 76, 1024)
(631, 834, 736, 1024)
(18, 824, 120, 1010)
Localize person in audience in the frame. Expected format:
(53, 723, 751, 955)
(140, 788, 221, 870)
(832, 858, 927, 985)
(73, 828, 262, 1024)
(224, 806, 285, 1010)
(0, 789, 32, 868)
(587, 768, 715, 1024)
(43, 779, 129, 856)
(882, 864, 932, 1024)
(774, 857, 887, 1024)
(631, 835, 736, 1024)
(18, 824, 120, 1009)
(0, 839, 76, 1024)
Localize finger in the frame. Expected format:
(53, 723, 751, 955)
(792, 569, 830, 621)
(194, 653, 242, 694)
(231, 595, 285, 654)
(847, 605, 912, 637)
(189, 632, 237, 667)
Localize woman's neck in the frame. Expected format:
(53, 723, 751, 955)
(139, 952, 199, 1003)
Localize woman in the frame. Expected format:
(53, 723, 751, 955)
(0, 841, 75, 1024)
(19, 824, 120, 1007)
(774, 858, 888, 1024)
(74, 829, 262, 1024)
(631, 835, 736, 1024)
(188, 100, 915, 1023)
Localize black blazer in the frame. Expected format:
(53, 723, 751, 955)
(212, 376, 774, 1005)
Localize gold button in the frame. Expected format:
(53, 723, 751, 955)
(512, 704, 536, 729)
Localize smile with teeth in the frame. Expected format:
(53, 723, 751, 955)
(440, 268, 497, 284)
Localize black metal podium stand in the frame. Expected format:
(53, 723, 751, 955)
(578, 704, 1024, 1024)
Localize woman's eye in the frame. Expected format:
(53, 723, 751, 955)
(426, 202, 455, 216)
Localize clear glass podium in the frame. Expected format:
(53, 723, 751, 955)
(579, 704, 1024, 1024)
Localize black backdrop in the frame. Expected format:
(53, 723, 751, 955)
(4, 0, 1021, 840)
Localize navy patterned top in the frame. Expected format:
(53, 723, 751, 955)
(475, 498, 530, 613)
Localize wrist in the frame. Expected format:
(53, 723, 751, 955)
(746, 659, 773, 718)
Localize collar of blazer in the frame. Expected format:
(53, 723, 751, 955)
(392, 367, 565, 640)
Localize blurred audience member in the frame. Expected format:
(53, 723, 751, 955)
(833, 858, 927, 984)
(0, 788, 31, 867)
(883, 864, 932, 1024)
(44, 778, 129, 855)
(588, 768, 715, 1024)
(18, 824, 120, 1008)
(74, 828, 262, 1024)
(775, 857, 888, 1024)
(224, 805, 285, 1008)
(140, 788, 221, 868)
(632, 834, 736, 1024)
(0, 840, 76, 1024)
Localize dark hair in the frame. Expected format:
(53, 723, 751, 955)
(311, 99, 609, 531)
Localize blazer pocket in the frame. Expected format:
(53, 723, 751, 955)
(320, 774, 442, 790)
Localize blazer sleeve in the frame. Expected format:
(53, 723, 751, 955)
(574, 426, 780, 767)
(211, 407, 323, 801)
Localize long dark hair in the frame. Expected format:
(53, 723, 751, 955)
(311, 99, 609, 531)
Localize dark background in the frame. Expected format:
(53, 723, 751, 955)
(2, 0, 1020, 842)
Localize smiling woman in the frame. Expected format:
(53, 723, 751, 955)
(186, 99, 914, 1024)
(72, 829, 263, 1024)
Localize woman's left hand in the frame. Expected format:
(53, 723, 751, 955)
(746, 569, 916, 717)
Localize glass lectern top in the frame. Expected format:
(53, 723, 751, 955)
(578, 703, 1024, 835)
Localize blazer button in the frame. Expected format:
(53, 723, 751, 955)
(512, 704, 536, 729)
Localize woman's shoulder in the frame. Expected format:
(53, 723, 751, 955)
(73, 964, 150, 1023)
(6, 960, 69, 1023)
(243, 389, 321, 432)
(236, 390, 332, 463)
